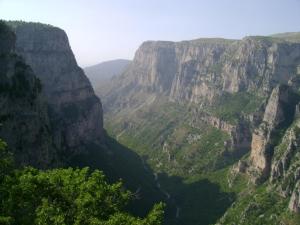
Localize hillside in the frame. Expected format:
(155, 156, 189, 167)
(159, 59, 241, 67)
(0, 21, 166, 220)
(84, 59, 130, 88)
(101, 33, 300, 224)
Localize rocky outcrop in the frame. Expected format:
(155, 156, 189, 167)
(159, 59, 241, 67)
(271, 127, 300, 183)
(289, 181, 300, 213)
(0, 21, 58, 168)
(190, 110, 252, 156)
(249, 85, 298, 183)
(8, 21, 104, 156)
(267, 116, 300, 200)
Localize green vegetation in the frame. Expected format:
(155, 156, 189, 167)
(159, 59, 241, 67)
(219, 184, 300, 225)
(70, 136, 166, 218)
(105, 99, 245, 225)
(270, 32, 300, 43)
(5, 20, 55, 31)
(0, 140, 165, 225)
(188, 38, 237, 46)
(208, 63, 223, 74)
(106, 100, 232, 177)
(207, 92, 265, 123)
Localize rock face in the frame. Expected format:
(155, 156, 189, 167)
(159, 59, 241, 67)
(100, 33, 300, 218)
(102, 37, 300, 113)
(0, 21, 58, 168)
(289, 181, 300, 213)
(190, 110, 252, 156)
(8, 22, 104, 155)
(249, 85, 299, 183)
(102, 35, 300, 174)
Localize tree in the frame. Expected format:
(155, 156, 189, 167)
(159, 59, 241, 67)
(0, 139, 165, 225)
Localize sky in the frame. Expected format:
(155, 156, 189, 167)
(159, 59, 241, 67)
(0, 0, 300, 67)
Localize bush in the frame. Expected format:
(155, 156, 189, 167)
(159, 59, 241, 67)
(0, 140, 165, 225)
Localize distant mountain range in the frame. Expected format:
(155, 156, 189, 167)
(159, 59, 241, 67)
(84, 59, 131, 89)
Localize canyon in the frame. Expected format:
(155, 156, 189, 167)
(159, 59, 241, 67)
(99, 32, 300, 224)
(2, 19, 300, 224)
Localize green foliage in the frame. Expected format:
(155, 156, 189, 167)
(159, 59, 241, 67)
(0, 139, 13, 181)
(106, 100, 231, 177)
(0, 140, 165, 225)
(219, 184, 295, 225)
(105, 100, 240, 225)
(208, 92, 264, 123)
(208, 63, 223, 74)
(270, 32, 300, 43)
(5, 20, 55, 31)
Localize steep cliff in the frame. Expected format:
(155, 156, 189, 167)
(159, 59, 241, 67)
(7, 21, 104, 157)
(102, 36, 300, 112)
(248, 85, 299, 183)
(0, 21, 58, 168)
(219, 110, 300, 224)
(103, 35, 300, 169)
(0, 21, 165, 219)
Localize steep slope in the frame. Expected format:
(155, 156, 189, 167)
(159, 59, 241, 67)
(101, 34, 300, 224)
(84, 59, 130, 89)
(0, 21, 58, 168)
(7, 21, 104, 159)
(1, 21, 165, 220)
(219, 99, 300, 224)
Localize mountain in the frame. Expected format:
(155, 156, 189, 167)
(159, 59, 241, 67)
(101, 33, 300, 224)
(0, 21, 58, 168)
(3, 19, 300, 224)
(84, 59, 131, 95)
(7, 21, 104, 159)
(0, 21, 165, 219)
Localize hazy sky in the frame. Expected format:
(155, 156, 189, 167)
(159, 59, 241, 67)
(1, 0, 300, 67)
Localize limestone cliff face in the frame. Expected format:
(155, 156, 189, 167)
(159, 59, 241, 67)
(0, 22, 58, 168)
(289, 181, 300, 213)
(266, 115, 300, 210)
(249, 85, 299, 182)
(9, 22, 104, 154)
(102, 36, 300, 166)
(103, 37, 300, 112)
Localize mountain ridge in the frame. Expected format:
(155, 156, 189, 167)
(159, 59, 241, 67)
(101, 31, 300, 224)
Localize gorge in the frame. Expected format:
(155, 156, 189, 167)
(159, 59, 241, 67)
(1, 19, 300, 225)
(98, 32, 300, 224)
